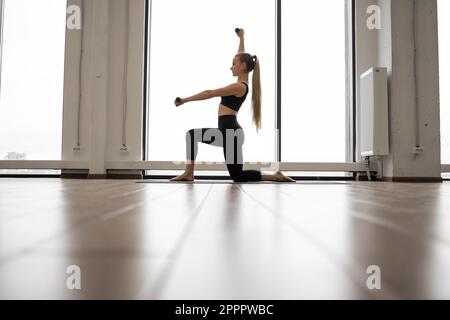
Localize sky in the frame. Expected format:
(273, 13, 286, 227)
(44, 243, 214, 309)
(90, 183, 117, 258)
(0, 0, 448, 164)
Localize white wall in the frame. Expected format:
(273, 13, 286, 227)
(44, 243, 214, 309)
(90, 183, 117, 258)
(355, 0, 441, 179)
(62, 0, 145, 176)
(106, 0, 145, 165)
(387, 0, 441, 178)
(355, 0, 379, 164)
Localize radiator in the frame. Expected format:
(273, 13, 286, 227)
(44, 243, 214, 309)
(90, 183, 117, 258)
(360, 67, 389, 157)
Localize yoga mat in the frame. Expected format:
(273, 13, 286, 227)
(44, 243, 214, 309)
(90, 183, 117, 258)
(137, 180, 352, 185)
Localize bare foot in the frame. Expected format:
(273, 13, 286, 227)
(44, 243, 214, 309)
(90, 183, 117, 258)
(170, 172, 194, 182)
(273, 171, 296, 182)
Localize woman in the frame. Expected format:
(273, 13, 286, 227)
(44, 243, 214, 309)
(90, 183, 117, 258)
(171, 28, 295, 183)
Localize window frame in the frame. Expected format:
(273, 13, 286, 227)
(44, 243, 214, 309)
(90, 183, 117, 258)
(142, 0, 359, 178)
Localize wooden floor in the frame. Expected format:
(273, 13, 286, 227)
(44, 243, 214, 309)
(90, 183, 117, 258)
(0, 178, 449, 299)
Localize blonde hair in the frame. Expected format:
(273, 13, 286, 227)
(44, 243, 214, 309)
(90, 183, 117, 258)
(237, 53, 262, 132)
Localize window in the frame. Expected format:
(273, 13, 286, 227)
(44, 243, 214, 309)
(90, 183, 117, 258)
(145, 0, 349, 169)
(146, 0, 275, 163)
(281, 0, 347, 162)
(438, 0, 450, 164)
(0, 0, 67, 162)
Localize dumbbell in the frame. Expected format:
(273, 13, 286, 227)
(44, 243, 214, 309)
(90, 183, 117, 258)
(235, 28, 240, 34)
(175, 97, 181, 107)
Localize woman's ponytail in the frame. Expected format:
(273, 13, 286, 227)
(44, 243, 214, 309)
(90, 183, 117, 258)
(251, 55, 262, 132)
(237, 53, 262, 132)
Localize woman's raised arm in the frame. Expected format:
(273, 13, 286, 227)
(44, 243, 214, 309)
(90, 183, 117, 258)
(236, 28, 245, 53)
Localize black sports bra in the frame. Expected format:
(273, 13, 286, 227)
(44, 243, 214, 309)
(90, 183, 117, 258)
(220, 82, 249, 112)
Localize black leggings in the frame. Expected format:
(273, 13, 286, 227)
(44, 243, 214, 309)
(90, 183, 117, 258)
(186, 115, 262, 182)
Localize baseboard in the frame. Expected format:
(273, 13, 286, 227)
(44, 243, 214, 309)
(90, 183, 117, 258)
(381, 177, 443, 183)
(355, 173, 378, 181)
(107, 170, 143, 180)
(87, 174, 108, 179)
(62, 169, 143, 180)
(61, 169, 89, 179)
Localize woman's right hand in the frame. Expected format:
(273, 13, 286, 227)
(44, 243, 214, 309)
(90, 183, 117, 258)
(174, 97, 185, 107)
